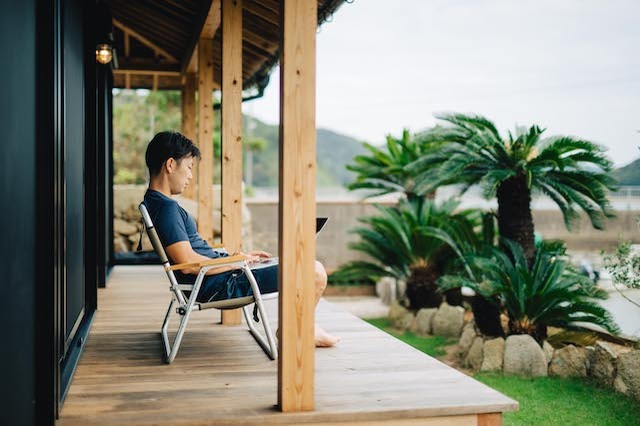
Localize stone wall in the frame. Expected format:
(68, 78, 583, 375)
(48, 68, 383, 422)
(113, 184, 251, 253)
(389, 301, 640, 402)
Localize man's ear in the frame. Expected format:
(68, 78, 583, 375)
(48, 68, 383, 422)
(165, 158, 176, 174)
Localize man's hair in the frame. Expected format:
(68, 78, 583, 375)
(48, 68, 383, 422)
(145, 131, 201, 178)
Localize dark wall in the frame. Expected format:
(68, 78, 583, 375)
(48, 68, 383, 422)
(0, 0, 38, 424)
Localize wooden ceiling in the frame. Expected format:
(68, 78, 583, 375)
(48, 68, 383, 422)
(108, 0, 347, 91)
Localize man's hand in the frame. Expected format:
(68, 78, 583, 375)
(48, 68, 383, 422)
(230, 250, 271, 264)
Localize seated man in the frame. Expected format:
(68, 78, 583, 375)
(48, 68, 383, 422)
(143, 131, 340, 347)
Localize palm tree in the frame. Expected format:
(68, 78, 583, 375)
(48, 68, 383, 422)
(409, 114, 616, 265)
(439, 240, 619, 342)
(331, 198, 480, 309)
(347, 129, 440, 201)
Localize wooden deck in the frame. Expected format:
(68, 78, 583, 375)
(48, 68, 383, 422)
(59, 266, 518, 425)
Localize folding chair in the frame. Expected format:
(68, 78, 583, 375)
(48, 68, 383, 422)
(139, 202, 278, 364)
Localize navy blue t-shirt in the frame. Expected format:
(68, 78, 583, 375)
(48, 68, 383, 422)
(143, 190, 227, 278)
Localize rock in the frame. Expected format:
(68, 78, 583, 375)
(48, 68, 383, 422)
(503, 335, 548, 377)
(413, 308, 438, 335)
(396, 312, 415, 330)
(432, 302, 465, 338)
(457, 322, 478, 357)
(481, 337, 505, 372)
(549, 345, 588, 378)
(465, 337, 484, 371)
(113, 235, 129, 253)
(127, 233, 153, 252)
(542, 341, 555, 365)
(591, 341, 618, 386)
(389, 301, 408, 323)
(376, 277, 397, 305)
(114, 218, 139, 236)
(614, 350, 640, 400)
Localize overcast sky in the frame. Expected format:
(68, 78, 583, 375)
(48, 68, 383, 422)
(242, 0, 640, 167)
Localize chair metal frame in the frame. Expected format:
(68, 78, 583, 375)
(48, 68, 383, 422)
(139, 202, 278, 364)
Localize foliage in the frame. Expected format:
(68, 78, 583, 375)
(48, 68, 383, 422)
(365, 317, 456, 358)
(347, 128, 442, 200)
(112, 90, 368, 187)
(475, 373, 640, 426)
(408, 113, 616, 264)
(439, 239, 619, 341)
(331, 198, 480, 308)
(603, 240, 640, 290)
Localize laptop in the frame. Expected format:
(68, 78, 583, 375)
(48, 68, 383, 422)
(252, 217, 328, 267)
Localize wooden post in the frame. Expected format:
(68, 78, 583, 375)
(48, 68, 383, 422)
(197, 38, 214, 243)
(278, 0, 317, 412)
(181, 72, 197, 200)
(220, 0, 243, 325)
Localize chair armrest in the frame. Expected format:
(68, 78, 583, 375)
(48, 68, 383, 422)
(166, 254, 248, 271)
(211, 243, 225, 249)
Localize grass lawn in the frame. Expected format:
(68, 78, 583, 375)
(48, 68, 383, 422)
(365, 317, 456, 357)
(366, 317, 640, 426)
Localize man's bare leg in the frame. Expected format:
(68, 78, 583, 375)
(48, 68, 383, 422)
(276, 261, 341, 347)
(313, 261, 341, 347)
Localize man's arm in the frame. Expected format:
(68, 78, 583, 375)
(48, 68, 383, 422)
(165, 241, 261, 275)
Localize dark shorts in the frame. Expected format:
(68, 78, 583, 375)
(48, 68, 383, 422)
(195, 264, 278, 303)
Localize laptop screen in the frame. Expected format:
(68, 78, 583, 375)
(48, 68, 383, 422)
(316, 217, 328, 234)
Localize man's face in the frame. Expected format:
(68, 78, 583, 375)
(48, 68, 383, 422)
(168, 155, 194, 195)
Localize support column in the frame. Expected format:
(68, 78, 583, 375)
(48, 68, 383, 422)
(181, 72, 197, 200)
(197, 39, 214, 243)
(220, 0, 243, 325)
(278, 0, 317, 412)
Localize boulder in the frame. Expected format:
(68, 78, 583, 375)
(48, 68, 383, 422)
(389, 301, 408, 323)
(114, 218, 139, 236)
(432, 302, 465, 338)
(614, 350, 640, 400)
(542, 341, 554, 365)
(590, 341, 618, 386)
(413, 308, 438, 335)
(397, 312, 415, 330)
(376, 277, 397, 305)
(113, 235, 129, 253)
(465, 337, 484, 371)
(503, 335, 548, 377)
(481, 337, 505, 372)
(549, 345, 588, 378)
(457, 322, 478, 356)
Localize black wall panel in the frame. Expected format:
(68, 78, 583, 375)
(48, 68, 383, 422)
(0, 0, 38, 424)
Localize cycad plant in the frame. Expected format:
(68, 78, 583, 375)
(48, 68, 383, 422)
(347, 129, 440, 201)
(410, 114, 616, 265)
(332, 198, 480, 309)
(440, 240, 619, 342)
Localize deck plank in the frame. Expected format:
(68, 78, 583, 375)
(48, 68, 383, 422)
(59, 266, 517, 425)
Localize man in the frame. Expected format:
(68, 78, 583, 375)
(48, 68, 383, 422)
(143, 131, 340, 347)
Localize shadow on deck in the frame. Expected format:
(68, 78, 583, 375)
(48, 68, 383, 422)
(59, 266, 518, 425)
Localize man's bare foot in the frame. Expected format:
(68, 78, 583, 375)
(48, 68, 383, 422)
(314, 325, 341, 347)
(275, 326, 341, 347)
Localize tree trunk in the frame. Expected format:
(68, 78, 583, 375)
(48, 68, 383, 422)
(405, 266, 442, 310)
(496, 173, 536, 266)
(471, 295, 504, 338)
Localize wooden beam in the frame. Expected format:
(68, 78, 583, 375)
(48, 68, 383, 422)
(220, 0, 243, 326)
(182, 0, 220, 75)
(125, 72, 131, 89)
(197, 39, 215, 244)
(124, 32, 130, 58)
(181, 73, 197, 200)
(152, 74, 159, 91)
(113, 19, 179, 62)
(478, 413, 503, 426)
(277, 0, 317, 412)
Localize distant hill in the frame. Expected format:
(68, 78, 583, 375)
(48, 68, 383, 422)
(613, 158, 640, 185)
(244, 116, 367, 187)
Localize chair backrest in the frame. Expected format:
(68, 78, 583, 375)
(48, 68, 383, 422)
(139, 202, 185, 303)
